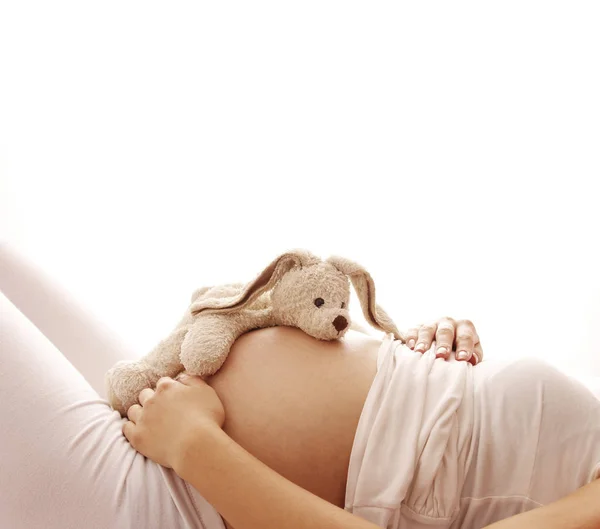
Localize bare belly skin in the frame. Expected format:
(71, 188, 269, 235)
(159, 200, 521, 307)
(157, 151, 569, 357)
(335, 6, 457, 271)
(205, 326, 381, 528)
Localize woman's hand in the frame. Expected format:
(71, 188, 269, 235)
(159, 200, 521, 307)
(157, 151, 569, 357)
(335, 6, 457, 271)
(122, 374, 225, 469)
(404, 317, 483, 365)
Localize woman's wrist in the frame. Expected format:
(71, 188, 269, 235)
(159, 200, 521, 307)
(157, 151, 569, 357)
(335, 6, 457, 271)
(172, 420, 227, 480)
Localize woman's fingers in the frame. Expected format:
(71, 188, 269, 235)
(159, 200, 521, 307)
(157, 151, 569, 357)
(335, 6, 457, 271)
(414, 322, 438, 353)
(407, 317, 483, 364)
(434, 317, 456, 359)
(454, 319, 478, 362)
(138, 387, 155, 406)
(405, 326, 420, 349)
(470, 341, 484, 365)
(122, 420, 137, 446)
(127, 403, 142, 424)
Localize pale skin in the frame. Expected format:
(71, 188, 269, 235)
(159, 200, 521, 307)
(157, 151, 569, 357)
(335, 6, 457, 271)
(123, 320, 600, 529)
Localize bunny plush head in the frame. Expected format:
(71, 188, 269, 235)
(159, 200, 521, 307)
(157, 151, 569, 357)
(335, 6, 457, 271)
(189, 249, 404, 342)
(271, 260, 352, 340)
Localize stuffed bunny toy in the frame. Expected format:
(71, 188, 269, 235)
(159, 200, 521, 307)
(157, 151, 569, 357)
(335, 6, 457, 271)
(105, 249, 405, 416)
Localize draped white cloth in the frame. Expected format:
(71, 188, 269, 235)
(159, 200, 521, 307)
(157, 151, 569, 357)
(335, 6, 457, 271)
(345, 335, 600, 529)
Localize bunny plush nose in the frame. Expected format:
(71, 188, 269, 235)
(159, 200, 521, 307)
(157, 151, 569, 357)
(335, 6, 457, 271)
(332, 315, 348, 332)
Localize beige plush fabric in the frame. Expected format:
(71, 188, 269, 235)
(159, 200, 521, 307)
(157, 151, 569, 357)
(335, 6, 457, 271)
(105, 249, 404, 415)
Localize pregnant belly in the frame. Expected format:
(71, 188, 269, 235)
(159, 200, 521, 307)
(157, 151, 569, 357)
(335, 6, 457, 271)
(205, 326, 381, 509)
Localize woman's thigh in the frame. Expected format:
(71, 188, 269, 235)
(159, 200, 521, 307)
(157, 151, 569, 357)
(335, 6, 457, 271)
(0, 243, 131, 398)
(205, 326, 382, 509)
(0, 292, 205, 529)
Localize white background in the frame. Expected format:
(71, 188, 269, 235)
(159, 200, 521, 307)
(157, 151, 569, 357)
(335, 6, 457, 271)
(1, 2, 599, 376)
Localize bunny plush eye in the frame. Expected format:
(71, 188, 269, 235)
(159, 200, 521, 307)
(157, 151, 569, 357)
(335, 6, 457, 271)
(314, 298, 325, 308)
(341, 302, 346, 309)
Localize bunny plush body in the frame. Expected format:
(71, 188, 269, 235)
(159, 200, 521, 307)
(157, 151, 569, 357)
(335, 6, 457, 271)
(105, 250, 405, 416)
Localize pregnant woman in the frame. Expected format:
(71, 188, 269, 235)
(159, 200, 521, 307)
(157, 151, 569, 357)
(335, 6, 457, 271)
(1, 243, 599, 529)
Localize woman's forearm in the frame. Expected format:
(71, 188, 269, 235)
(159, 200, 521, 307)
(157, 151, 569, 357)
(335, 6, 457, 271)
(174, 425, 380, 529)
(174, 423, 600, 529)
(484, 477, 600, 529)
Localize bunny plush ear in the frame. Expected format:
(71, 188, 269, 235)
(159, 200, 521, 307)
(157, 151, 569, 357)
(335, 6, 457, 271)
(190, 286, 211, 303)
(190, 249, 321, 315)
(326, 256, 405, 342)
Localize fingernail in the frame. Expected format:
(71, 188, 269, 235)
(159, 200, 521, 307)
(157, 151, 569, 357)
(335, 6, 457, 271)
(415, 342, 426, 351)
(457, 351, 470, 361)
(408, 339, 415, 349)
(436, 346, 448, 356)
(178, 373, 189, 381)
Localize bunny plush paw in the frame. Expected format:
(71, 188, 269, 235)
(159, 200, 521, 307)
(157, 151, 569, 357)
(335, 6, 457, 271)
(105, 359, 161, 416)
(178, 314, 237, 378)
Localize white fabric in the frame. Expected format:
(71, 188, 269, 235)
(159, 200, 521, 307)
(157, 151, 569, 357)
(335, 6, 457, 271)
(0, 244, 226, 529)
(345, 335, 600, 529)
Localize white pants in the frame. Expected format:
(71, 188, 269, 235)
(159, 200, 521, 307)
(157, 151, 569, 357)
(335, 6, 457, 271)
(345, 335, 600, 529)
(0, 244, 224, 529)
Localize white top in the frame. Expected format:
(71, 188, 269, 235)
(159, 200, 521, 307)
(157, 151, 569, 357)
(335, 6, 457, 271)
(345, 335, 600, 529)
